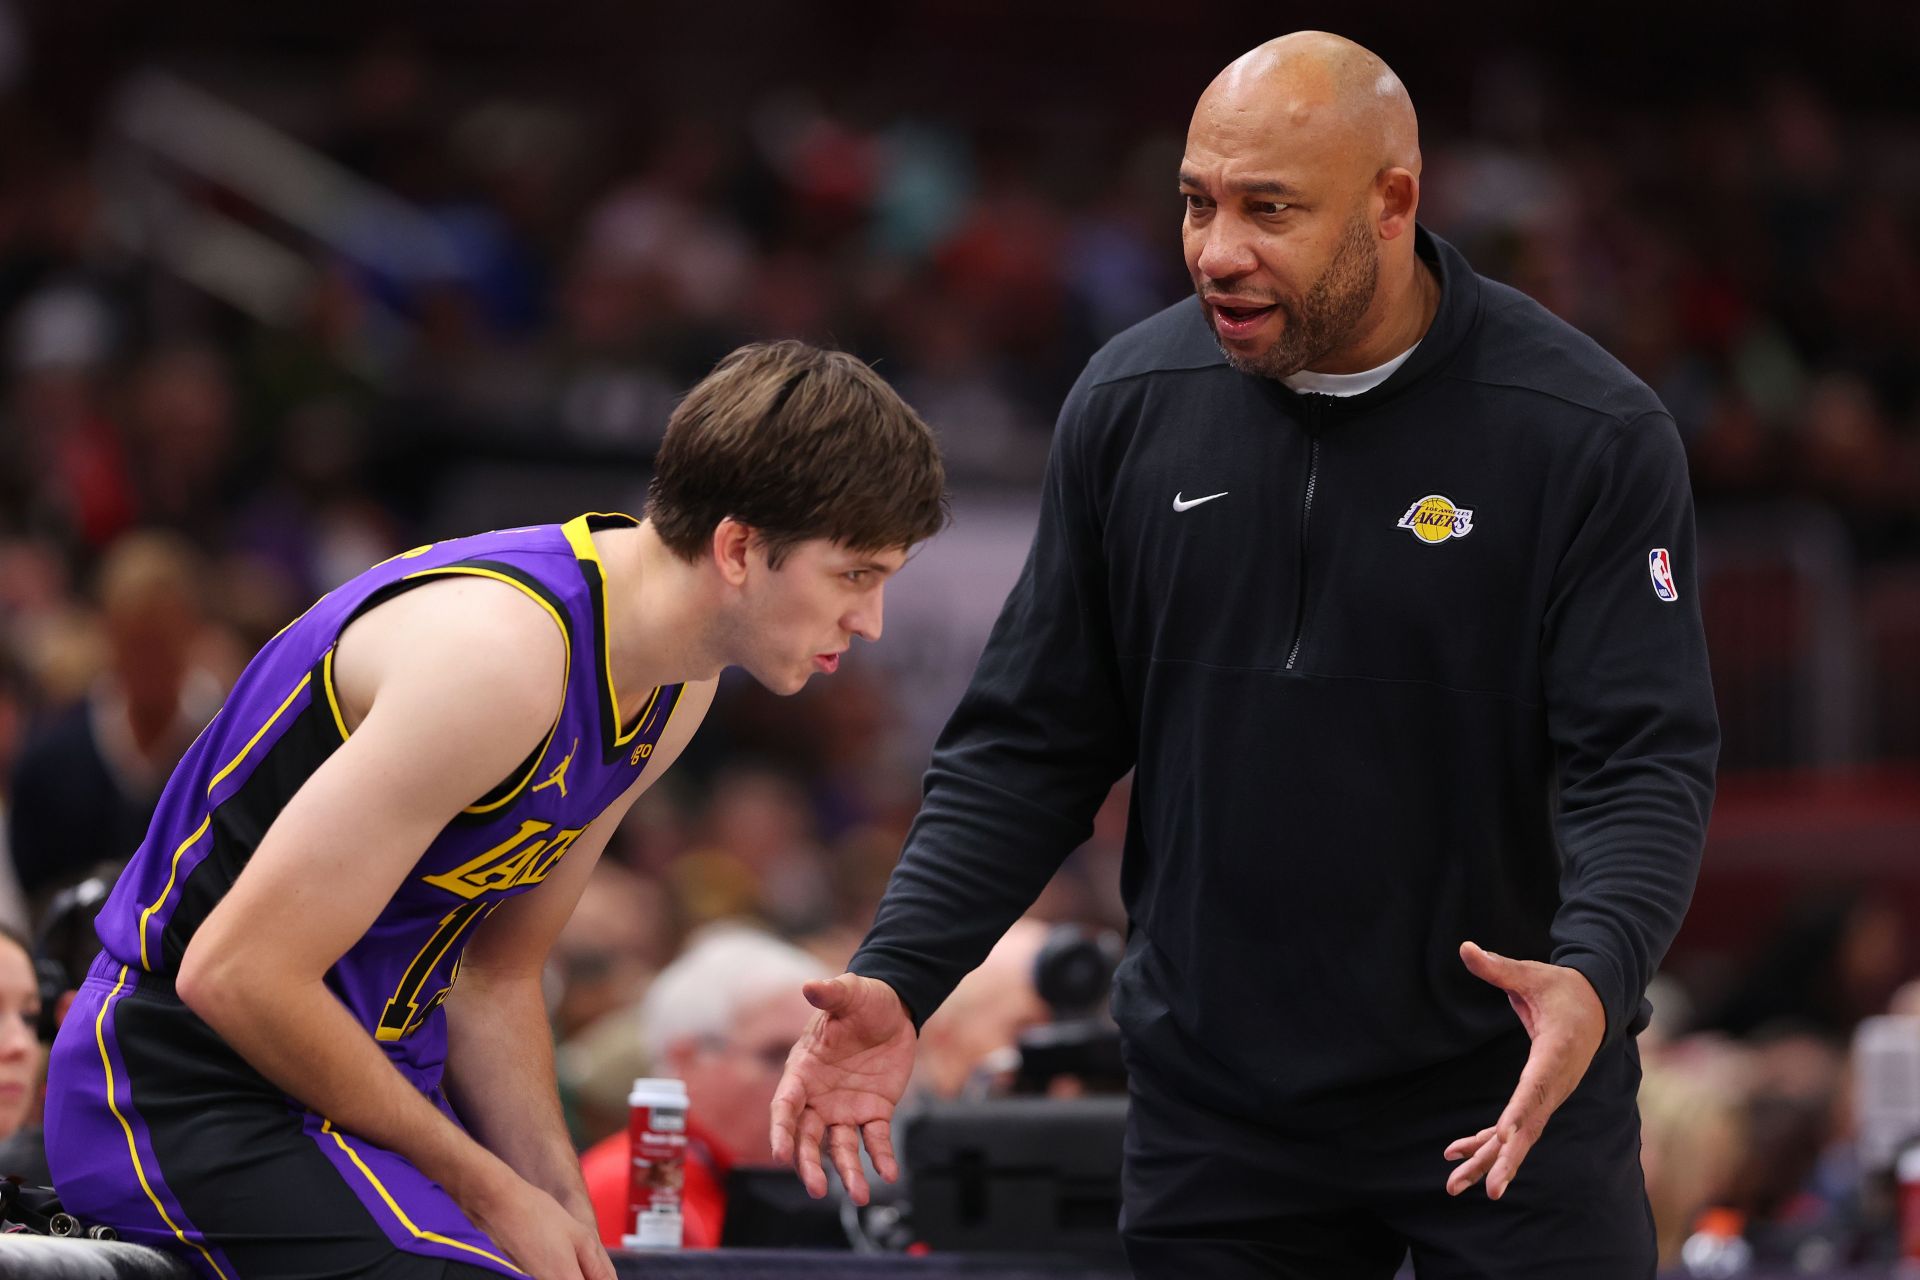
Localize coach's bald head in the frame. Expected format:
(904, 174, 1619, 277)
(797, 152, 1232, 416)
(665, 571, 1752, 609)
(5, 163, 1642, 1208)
(1181, 32, 1436, 378)
(1197, 32, 1421, 185)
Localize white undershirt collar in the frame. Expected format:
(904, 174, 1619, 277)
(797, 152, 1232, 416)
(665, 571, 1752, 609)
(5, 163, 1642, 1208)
(1281, 340, 1420, 398)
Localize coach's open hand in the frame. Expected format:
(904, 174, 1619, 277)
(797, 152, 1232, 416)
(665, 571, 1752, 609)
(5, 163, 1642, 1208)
(770, 973, 917, 1205)
(1443, 941, 1606, 1200)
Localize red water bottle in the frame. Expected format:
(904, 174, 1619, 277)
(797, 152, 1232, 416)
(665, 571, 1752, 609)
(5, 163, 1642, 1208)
(622, 1077, 688, 1249)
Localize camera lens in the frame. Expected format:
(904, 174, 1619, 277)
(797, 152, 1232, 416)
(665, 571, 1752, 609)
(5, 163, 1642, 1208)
(1032, 925, 1121, 1017)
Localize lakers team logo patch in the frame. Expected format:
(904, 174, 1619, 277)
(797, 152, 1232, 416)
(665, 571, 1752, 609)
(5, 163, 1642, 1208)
(1649, 548, 1678, 602)
(1397, 494, 1474, 544)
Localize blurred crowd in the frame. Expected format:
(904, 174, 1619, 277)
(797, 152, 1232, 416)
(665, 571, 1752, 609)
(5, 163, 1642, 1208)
(1637, 889, 1920, 1270)
(0, 12, 1916, 1267)
(1, 36, 1917, 552)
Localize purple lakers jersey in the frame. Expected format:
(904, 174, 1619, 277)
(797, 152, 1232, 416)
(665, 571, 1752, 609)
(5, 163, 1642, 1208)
(90, 512, 682, 1084)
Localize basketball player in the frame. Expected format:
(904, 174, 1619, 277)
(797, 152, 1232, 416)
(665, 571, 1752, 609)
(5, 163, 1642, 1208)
(43, 341, 947, 1280)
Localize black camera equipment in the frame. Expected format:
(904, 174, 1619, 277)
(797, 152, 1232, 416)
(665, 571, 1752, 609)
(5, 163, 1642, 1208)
(1011, 924, 1126, 1095)
(901, 1094, 1129, 1259)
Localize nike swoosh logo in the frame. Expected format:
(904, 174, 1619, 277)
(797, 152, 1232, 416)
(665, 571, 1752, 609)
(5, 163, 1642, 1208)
(1172, 491, 1228, 512)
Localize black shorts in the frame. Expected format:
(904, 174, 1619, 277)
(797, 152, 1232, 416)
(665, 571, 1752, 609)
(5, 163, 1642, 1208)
(46, 957, 521, 1280)
(1120, 1033, 1655, 1280)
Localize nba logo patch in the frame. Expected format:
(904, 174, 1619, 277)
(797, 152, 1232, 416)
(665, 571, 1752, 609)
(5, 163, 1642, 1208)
(1648, 548, 1678, 602)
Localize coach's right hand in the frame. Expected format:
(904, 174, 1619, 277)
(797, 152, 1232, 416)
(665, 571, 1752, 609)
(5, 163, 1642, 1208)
(770, 973, 917, 1205)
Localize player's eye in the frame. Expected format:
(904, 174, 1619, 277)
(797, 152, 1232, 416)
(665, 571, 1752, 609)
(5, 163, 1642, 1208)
(1253, 201, 1291, 215)
(1181, 193, 1210, 212)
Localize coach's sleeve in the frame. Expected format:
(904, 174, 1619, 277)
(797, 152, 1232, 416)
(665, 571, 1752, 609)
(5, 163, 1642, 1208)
(1542, 410, 1719, 1049)
(849, 377, 1136, 1028)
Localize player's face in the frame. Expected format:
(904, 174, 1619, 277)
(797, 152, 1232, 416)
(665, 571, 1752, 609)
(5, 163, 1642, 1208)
(734, 538, 907, 696)
(1180, 107, 1382, 380)
(0, 940, 42, 1138)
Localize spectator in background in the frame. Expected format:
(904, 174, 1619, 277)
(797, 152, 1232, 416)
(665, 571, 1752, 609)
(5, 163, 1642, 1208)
(121, 345, 239, 546)
(1733, 1028, 1852, 1251)
(1638, 1038, 1751, 1270)
(669, 766, 832, 936)
(4, 284, 135, 551)
(229, 398, 401, 601)
(0, 925, 45, 1170)
(8, 531, 221, 902)
(581, 923, 826, 1250)
(0, 541, 106, 803)
(0, 868, 102, 1183)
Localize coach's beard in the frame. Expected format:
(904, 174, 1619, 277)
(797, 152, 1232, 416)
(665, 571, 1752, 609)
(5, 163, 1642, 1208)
(1209, 212, 1380, 382)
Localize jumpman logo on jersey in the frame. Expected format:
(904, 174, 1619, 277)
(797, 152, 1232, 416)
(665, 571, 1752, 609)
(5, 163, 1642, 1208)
(532, 739, 579, 799)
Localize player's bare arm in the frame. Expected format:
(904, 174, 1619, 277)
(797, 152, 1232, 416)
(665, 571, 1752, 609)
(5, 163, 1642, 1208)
(442, 677, 716, 1228)
(174, 575, 594, 1274)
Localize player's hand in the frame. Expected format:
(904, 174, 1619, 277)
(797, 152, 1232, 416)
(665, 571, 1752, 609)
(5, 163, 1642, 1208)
(1443, 941, 1605, 1201)
(468, 1177, 614, 1280)
(769, 973, 917, 1205)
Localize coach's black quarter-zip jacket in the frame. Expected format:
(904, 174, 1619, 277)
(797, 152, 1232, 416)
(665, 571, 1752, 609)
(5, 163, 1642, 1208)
(851, 229, 1719, 1126)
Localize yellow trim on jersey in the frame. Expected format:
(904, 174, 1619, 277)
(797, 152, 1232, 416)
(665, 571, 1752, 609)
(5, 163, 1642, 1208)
(318, 1119, 525, 1274)
(321, 648, 351, 743)
(372, 543, 437, 568)
(651, 682, 686, 742)
(560, 513, 655, 746)
(95, 966, 234, 1280)
(136, 819, 209, 971)
(556, 514, 599, 564)
(558, 513, 602, 566)
(137, 672, 313, 970)
(396, 565, 572, 815)
(629, 685, 661, 737)
(211, 673, 313, 793)
(373, 899, 492, 1041)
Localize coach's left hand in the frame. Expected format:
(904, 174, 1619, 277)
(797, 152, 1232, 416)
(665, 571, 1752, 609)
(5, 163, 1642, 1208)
(1442, 940, 1605, 1200)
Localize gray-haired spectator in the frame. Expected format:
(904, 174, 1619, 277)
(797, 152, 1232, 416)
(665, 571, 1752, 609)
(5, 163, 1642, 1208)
(578, 923, 826, 1249)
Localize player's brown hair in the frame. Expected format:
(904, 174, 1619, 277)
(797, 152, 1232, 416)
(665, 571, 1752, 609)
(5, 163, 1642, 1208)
(646, 340, 948, 567)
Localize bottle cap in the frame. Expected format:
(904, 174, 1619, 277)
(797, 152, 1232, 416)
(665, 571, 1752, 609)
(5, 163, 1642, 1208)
(629, 1076, 689, 1108)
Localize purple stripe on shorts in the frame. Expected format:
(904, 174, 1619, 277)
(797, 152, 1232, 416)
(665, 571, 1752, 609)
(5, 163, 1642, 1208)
(45, 970, 243, 1280)
(299, 1110, 524, 1277)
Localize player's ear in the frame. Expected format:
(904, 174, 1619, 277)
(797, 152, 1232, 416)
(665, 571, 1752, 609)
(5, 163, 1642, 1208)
(712, 518, 754, 586)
